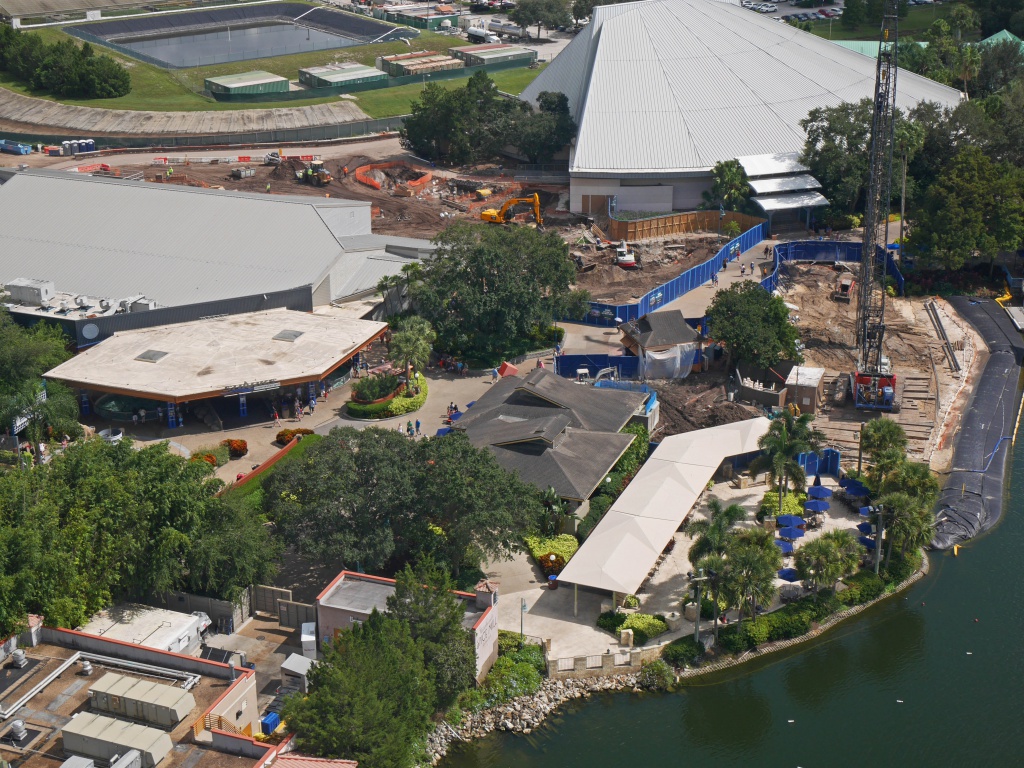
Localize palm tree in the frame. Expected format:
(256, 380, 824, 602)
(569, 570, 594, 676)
(701, 159, 750, 212)
(821, 529, 861, 580)
(891, 505, 935, 561)
(868, 446, 908, 496)
(541, 486, 569, 535)
(880, 459, 940, 505)
(696, 552, 727, 640)
(876, 491, 924, 569)
(685, 497, 746, 562)
(949, 4, 980, 43)
(795, 537, 841, 594)
(861, 418, 908, 460)
(723, 529, 781, 628)
(377, 274, 400, 317)
(388, 316, 435, 378)
(749, 412, 824, 516)
(953, 44, 982, 100)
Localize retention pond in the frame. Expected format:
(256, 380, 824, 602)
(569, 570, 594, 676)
(442, 438, 1024, 767)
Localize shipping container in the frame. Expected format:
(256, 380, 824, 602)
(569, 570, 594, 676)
(89, 672, 196, 727)
(298, 63, 388, 89)
(205, 71, 290, 96)
(260, 712, 281, 735)
(61, 712, 173, 768)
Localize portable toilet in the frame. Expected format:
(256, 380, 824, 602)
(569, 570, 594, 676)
(301, 622, 317, 659)
(62, 141, 71, 156)
(71, 140, 80, 154)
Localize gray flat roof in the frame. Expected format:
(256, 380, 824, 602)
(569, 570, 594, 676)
(45, 309, 386, 401)
(748, 174, 822, 195)
(320, 578, 394, 614)
(0, 169, 370, 309)
(753, 190, 830, 212)
(205, 71, 289, 88)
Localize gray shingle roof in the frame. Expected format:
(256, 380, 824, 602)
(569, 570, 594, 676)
(619, 310, 698, 349)
(455, 370, 645, 499)
(522, 0, 962, 177)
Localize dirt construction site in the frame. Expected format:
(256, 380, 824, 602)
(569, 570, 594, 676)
(779, 263, 984, 468)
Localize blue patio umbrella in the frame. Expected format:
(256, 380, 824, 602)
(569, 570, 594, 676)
(857, 522, 874, 534)
(807, 486, 833, 499)
(847, 484, 869, 497)
(859, 536, 877, 550)
(859, 505, 875, 517)
(774, 539, 794, 554)
(839, 476, 851, 488)
(779, 527, 806, 541)
(776, 514, 806, 528)
(777, 567, 800, 582)
(804, 499, 830, 513)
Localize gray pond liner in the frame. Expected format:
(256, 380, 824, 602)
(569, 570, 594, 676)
(932, 297, 1024, 549)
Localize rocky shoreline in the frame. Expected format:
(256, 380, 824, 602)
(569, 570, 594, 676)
(423, 554, 930, 766)
(424, 674, 641, 764)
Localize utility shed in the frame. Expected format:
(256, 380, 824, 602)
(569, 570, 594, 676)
(89, 673, 196, 727)
(785, 367, 826, 413)
(298, 63, 387, 89)
(62, 713, 173, 768)
(450, 44, 537, 67)
(204, 71, 289, 95)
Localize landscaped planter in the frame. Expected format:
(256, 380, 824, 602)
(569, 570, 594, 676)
(349, 383, 404, 406)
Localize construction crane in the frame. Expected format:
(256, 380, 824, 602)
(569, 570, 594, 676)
(480, 193, 543, 227)
(851, 0, 901, 413)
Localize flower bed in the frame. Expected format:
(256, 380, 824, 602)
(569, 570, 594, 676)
(275, 428, 314, 445)
(347, 377, 428, 419)
(220, 438, 248, 458)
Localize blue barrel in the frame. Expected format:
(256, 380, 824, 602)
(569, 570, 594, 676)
(261, 712, 280, 734)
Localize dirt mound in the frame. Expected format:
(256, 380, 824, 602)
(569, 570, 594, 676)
(654, 373, 760, 437)
(270, 158, 306, 177)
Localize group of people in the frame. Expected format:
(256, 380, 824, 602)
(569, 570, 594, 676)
(270, 385, 330, 426)
(400, 419, 422, 437)
(437, 355, 468, 376)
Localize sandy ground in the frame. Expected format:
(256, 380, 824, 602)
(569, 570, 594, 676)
(780, 263, 986, 464)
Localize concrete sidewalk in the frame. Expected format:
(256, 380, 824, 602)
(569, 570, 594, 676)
(656, 239, 777, 318)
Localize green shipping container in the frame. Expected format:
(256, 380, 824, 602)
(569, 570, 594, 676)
(205, 71, 290, 95)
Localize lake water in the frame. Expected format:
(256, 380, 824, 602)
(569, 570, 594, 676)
(442, 441, 1024, 767)
(118, 23, 359, 68)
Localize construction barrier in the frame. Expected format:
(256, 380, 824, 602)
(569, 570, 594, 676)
(607, 210, 766, 241)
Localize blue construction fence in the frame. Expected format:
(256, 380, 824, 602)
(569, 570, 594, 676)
(761, 241, 904, 296)
(553, 347, 702, 383)
(581, 221, 770, 326)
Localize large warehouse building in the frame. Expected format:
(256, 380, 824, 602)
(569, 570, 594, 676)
(520, 0, 962, 215)
(0, 169, 432, 348)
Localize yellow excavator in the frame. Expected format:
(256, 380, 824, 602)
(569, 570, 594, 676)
(480, 193, 543, 228)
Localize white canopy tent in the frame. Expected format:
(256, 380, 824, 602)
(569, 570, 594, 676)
(558, 417, 772, 597)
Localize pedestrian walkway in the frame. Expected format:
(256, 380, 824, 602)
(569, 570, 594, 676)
(655, 239, 777, 318)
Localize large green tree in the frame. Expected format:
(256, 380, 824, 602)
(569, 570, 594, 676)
(388, 316, 435, 377)
(411, 222, 589, 361)
(800, 100, 873, 214)
(749, 411, 824, 515)
(510, 0, 572, 39)
(908, 145, 1024, 270)
(722, 528, 781, 628)
(282, 610, 434, 768)
(706, 281, 802, 371)
(514, 91, 578, 164)
(386, 558, 475, 709)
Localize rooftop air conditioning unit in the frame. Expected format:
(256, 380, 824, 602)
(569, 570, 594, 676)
(99, 299, 112, 310)
(59, 301, 71, 312)
(75, 296, 90, 307)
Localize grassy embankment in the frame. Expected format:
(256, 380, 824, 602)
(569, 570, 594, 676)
(0, 26, 543, 114)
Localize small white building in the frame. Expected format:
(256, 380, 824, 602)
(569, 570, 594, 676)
(785, 366, 827, 414)
(79, 605, 210, 656)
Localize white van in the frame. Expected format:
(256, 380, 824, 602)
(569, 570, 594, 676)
(468, 27, 500, 44)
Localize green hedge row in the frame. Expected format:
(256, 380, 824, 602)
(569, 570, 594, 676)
(596, 610, 668, 646)
(346, 378, 428, 419)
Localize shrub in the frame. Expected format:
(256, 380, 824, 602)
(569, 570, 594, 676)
(758, 491, 807, 522)
(716, 626, 747, 655)
(623, 594, 640, 609)
(498, 629, 522, 656)
(346, 377, 428, 419)
(503, 643, 546, 675)
(741, 617, 771, 648)
(881, 554, 918, 586)
(620, 613, 668, 646)
(351, 373, 400, 403)
(764, 608, 813, 641)
(275, 428, 314, 445)
(637, 659, 674, 691)
(614, 423, 650, 477)
(524, 534, 579, 563)
(578, 494, 612, 539)
(0, 27, 131, 99)
(597, 610, 626, 634)
(538, 552, 565, 576)
(192, 443, 229, 466)
(482, 655, 542, 706)
(220, 439, 248, 459)
(662, 636, 702, 667)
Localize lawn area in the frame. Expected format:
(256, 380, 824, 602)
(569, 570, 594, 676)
(354, 64, 546, 119)
(3, 27, 479, 112)
(808, 3, 972, 42)
(219, 433, 324, 510)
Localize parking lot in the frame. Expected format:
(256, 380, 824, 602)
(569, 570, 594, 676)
(741, 0, 939, 25)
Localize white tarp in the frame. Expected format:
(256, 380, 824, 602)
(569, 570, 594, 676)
(640, 342, 699, 380)
(558, 417, 772, 595)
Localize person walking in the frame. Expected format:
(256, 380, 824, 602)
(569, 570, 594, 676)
(266, 182, 271, 193)
(273, 408, 281, 427)
(415, 419, 421, 435)
(491, 367, 499, 383)
(763, 245, 770, 259)
(343, 166, 349, 178)
(407, 420, 414, 437)
(310, 397, 316, 414)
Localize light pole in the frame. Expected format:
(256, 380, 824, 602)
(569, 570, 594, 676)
(520, 597, 527, 645)
(857, 421, 866, 475)
(688, 569, 709, 644)
(874, 504, 885, 575)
